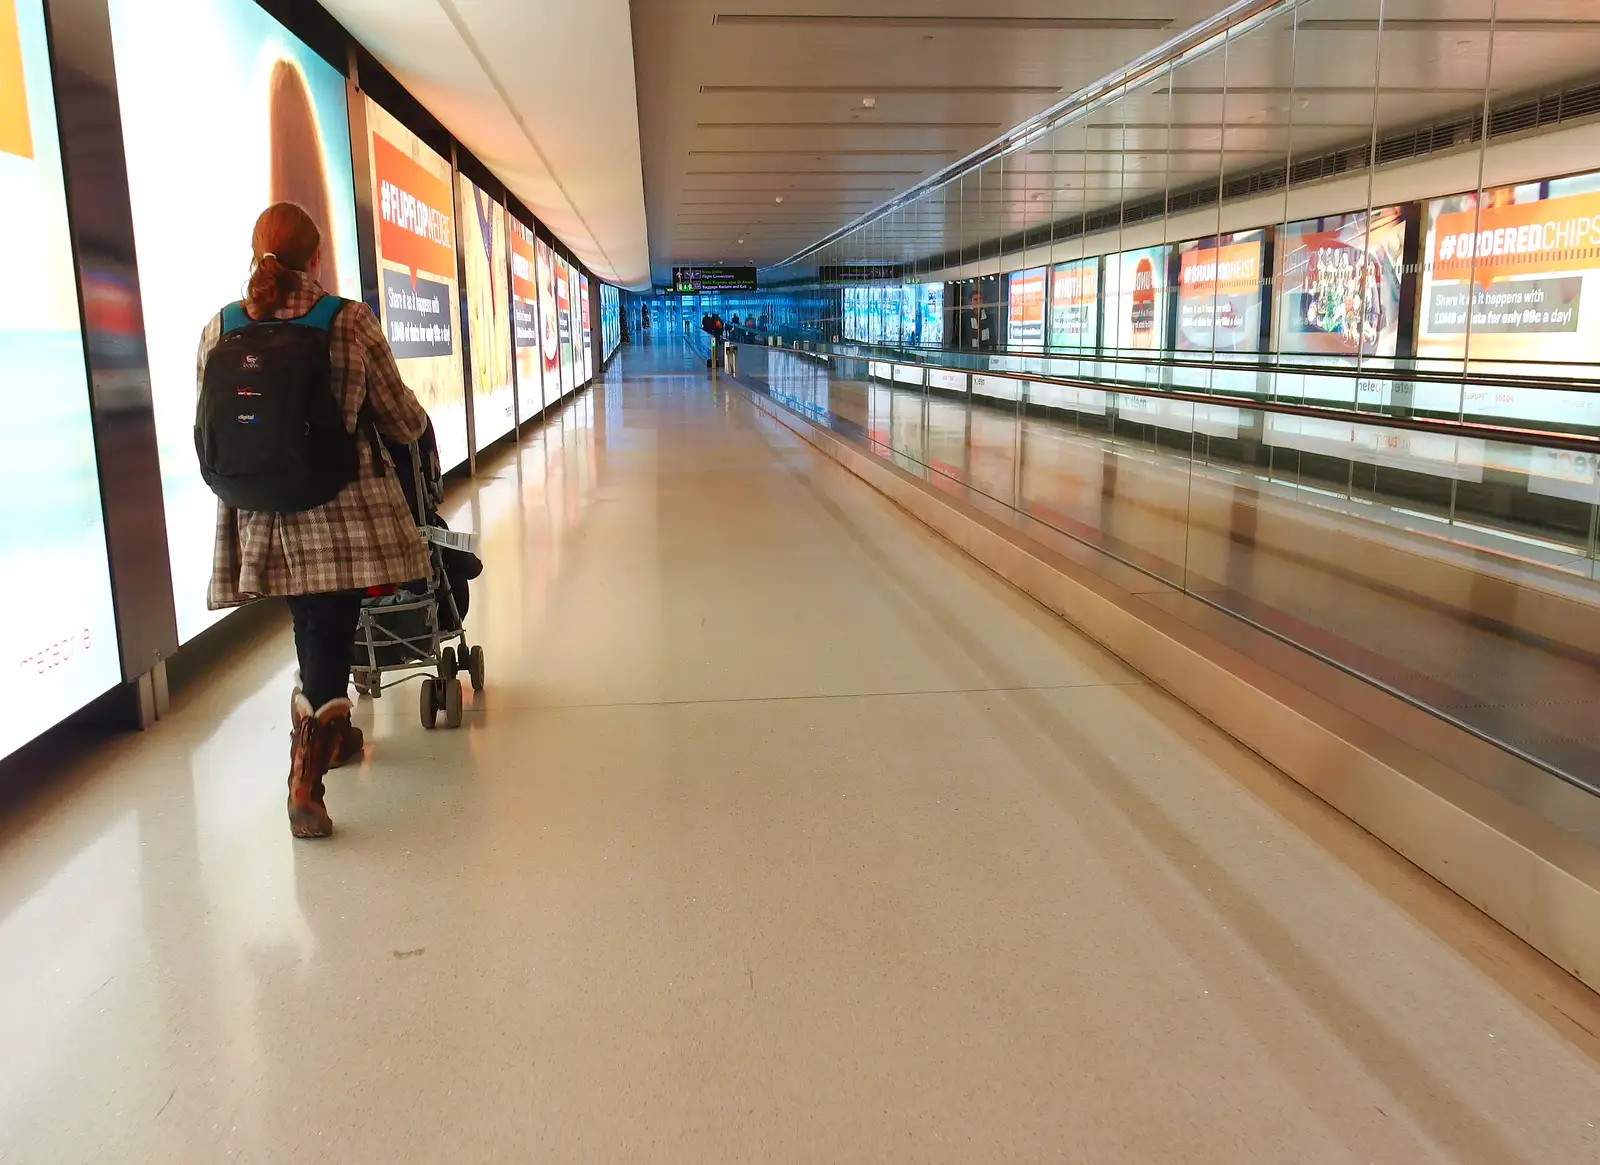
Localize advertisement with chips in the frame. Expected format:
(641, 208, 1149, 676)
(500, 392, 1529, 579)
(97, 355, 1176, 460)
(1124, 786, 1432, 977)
(365, 98, 467, 471)
(1420, 174, 1600, 369)
(1276, 206, 1408, 360)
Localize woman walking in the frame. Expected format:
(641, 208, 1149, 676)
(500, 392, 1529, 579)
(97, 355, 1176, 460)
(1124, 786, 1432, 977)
(197, 202, 431, 838)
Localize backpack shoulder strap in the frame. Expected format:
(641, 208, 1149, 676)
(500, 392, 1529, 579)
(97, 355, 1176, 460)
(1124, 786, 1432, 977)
(219, 301, 251, 334)
(288, 295, 345, 332)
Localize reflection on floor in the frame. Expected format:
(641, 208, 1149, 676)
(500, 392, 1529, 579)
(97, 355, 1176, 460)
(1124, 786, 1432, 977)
(2, 338, 1598, 1163)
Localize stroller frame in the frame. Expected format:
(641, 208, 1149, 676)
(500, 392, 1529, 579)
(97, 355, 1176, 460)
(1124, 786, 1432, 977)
(350, 439, 484, 729)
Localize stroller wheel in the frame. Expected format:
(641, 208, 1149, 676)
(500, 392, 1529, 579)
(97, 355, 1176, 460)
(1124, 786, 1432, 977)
(419, 677, 440, 730)
(443, 676, 464, 729)
(441, 646, 459, 681)
(467, 645, 486, 691)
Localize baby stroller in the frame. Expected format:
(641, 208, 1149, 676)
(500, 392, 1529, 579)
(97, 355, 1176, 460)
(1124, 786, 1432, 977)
(350, 422, 486, 729)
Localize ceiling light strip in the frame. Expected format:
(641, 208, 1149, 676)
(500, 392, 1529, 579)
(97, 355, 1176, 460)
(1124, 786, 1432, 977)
(695, 121, 1002, 130)
(710, 15, 1173, 31)
(771, 0, 1297, 268)
(699, 84, 1061, 95)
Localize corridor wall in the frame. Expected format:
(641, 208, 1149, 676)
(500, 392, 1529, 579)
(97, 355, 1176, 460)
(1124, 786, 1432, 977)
(5, 0, 614, 760)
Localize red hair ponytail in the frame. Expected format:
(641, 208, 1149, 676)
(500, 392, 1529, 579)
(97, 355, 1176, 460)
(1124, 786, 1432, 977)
(245, 202, 320, 318)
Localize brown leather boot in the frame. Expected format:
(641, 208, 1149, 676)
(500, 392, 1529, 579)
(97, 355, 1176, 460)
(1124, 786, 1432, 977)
(287, 695, 350, 839)
(290, 687, 364, 769)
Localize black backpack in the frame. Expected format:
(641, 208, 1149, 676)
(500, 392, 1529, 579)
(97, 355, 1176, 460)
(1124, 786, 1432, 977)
(195, 295, 367, 513)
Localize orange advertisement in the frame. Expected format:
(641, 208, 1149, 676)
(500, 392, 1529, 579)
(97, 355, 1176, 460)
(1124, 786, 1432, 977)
(0, 0, 32, 160)
(1177, 231, 1266, 353)
(509, 221, 536, 302)
(1421, 182, 1600, 367)
(372, 131, 455, 284)
(365, 97, 466, 470)
(1007, 266, 1046, 350)
(1430, 191, 1600, 288)
(1178, 241, 1260, 298)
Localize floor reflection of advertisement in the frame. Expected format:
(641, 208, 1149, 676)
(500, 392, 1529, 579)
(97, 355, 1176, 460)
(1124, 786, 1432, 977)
(1177, 230, 1266, 353)
(1027, 381, 1108, 416)
(510, 217, 542, 421)
(1105, 246, 1171, 351)
(1114, 393, 1242, 437)
(1007, 267, 1047, 350)
(108, 0, 367, 641)
(3, 0, 122, 760)
(365, 98, 467, 472)
(1420, 174, 1600, 371)
(1049, 258, 1099, 349)
(1526, 447, 1598, 503)
(972, 374, 1022, 401)
(457, 174, 515, 449)
(1276, 207, 1406, 359)
(1264, 414, 1485, 482)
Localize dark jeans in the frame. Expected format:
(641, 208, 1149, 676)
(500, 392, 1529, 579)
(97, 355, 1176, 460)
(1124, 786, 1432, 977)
(286, 592, 362, 707)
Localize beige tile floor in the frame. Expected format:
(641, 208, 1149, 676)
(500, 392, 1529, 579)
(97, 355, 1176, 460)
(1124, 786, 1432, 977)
(2, 340, 1598, 1164)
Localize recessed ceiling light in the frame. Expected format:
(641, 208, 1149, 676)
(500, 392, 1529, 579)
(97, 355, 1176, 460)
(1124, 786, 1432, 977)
(862, 96, 877, 109)
(775, 195, 785, 203)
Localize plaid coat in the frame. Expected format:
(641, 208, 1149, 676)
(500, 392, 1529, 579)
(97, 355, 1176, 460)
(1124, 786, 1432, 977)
(198, 275, 432, 606)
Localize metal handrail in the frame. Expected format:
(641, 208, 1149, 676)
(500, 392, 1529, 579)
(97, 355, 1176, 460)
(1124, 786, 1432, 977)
(834, 339, 1600, 394)
(818, 345, 1600, 456)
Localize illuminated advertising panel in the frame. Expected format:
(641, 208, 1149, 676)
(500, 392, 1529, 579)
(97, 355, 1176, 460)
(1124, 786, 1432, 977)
(364, 98, 467, 471)
(1007, 266, 1047, 350)
(555, 256, 574, 395)
(1275, 206, 1407, 360)
(1048, 257, 1099, 350)
(457, 174, 514, 448)
(1420, 174, 1600, 369)
(510, 217, 542, 421)
(579, 273, 592, 383)
(2, 0, 122, 758)
(535, 237, 560, 396)
(1104, 245, 1171, 352)
(109, 0, 363, 641)
(917, 283, 944, 347)
(1177, 229, 1267, 353)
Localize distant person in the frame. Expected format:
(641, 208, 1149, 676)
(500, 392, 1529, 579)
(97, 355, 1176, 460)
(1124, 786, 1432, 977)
(195, 202, 431, 839)
(708, 313, 726, 369)
(965, 287, 994, 351)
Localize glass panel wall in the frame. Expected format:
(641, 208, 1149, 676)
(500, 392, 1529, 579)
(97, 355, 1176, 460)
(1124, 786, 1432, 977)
(719, 3, 1600, 798)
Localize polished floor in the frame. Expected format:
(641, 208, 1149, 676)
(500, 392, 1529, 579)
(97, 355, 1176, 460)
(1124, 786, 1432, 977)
(3, 339, 1599, 1163)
